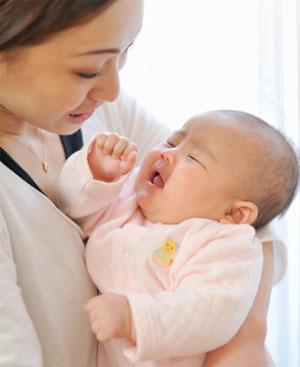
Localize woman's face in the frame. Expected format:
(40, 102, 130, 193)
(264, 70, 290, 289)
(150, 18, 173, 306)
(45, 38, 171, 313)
(0, 0, 143, 134)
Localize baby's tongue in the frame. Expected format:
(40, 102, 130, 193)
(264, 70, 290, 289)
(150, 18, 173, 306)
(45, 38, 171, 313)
(153, 174, 164, 188)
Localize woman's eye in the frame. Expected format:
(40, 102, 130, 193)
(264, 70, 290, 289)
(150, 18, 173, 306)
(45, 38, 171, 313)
(76, 72, 99, 79)
(166, 141, 175, 147)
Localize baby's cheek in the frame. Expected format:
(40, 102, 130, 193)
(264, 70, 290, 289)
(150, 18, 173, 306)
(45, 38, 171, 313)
(170, 171, 191, 194)
(136, 170, 146, 190)
(143, 150, 161, 167)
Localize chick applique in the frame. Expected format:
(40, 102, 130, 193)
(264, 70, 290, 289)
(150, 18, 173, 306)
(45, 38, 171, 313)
(153, 239, 177, 267)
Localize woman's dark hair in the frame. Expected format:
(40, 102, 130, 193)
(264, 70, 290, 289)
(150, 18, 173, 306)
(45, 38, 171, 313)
(0, 0, 117, 52)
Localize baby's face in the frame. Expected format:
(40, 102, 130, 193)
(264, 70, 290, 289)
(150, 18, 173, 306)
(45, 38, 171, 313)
(136, 113, 245, 224)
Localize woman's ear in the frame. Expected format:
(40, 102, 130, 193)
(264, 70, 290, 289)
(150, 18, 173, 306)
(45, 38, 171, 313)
(219, 201, 258, 225)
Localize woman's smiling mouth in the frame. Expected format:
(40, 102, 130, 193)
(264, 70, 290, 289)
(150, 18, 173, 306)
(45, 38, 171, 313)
(67, 110, 94, 124)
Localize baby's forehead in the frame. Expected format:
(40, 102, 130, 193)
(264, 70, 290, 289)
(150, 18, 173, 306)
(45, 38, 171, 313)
(182, 114, 263, 161)
(182, 114, 246, 143)
(184, 113, 234, 130)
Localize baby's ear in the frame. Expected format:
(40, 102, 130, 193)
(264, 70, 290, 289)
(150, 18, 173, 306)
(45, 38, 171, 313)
(219, 201, 258, 225)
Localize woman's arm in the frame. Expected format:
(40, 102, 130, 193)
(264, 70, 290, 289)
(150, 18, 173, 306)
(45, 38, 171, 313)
(203, 242, 274, 367)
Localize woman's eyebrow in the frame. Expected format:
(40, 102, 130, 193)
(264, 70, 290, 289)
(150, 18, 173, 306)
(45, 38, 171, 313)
(72, 26, 141, 57)
(73, 47, 122, 57)
(72, 40, 135, 57)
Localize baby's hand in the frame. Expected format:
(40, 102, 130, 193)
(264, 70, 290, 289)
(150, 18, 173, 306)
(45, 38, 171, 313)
(88, 133, 137, 181)
(84, 293, 133, 342)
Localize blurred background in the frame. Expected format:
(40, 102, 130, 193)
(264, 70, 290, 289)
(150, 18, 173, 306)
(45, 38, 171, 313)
(120, 1, 300, 366)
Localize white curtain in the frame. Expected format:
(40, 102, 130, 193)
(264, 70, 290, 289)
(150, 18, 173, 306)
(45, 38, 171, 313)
(259, 1, 300, 367)
(121, 1, 300, 366)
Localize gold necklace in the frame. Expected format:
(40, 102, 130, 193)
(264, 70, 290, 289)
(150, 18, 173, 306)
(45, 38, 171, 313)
(0, 129, 51, 172)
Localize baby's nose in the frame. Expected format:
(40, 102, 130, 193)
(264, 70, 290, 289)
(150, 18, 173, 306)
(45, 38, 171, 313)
(160, 149, 176, 164)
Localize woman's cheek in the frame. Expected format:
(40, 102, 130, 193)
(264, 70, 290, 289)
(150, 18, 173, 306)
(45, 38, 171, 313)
(55, 76, 89, 108)
(57, 91, 85, 112)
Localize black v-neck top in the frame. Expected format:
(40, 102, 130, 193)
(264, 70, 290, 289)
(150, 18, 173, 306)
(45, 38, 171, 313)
(0, 130, 83, 195)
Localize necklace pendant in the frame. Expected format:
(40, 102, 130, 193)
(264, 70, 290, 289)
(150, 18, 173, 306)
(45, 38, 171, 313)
(43, 161, 51, 172)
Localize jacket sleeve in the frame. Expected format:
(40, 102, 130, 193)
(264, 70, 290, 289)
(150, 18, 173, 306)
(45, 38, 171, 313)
(124, 223, 263, 362)
(58, 137, 132, 236)
(0, 210, 43, 367)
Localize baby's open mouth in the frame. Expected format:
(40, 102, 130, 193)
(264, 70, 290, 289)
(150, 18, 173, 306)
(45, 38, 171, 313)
(149, 170, 165, 188)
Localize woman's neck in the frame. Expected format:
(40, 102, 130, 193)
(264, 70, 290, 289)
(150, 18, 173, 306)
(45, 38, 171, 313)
(0, 105, 37, 136)
(0, 105, 30, 135)
(0, 106, 66, 205)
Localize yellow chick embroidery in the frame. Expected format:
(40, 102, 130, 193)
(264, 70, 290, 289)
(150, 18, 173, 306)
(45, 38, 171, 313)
(153, 239, 177, 267)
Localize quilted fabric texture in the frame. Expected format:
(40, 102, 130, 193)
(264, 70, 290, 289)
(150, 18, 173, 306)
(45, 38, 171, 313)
(59, 145, 263, 366)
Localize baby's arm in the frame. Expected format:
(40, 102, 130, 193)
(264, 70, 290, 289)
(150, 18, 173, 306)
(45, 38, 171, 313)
(58, 133, 137, 234)
(203, 242, 274, 367)
(85, 224, 263, 362)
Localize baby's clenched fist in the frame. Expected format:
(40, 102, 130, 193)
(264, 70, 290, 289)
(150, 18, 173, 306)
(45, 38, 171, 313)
(88, 133, 137, 181)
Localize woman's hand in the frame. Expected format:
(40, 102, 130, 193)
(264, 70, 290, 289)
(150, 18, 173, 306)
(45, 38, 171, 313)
(88, 133, 137, 181)
(203, 242, 275, 367)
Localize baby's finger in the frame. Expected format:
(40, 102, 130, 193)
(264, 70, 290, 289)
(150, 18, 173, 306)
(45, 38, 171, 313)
(91, 322, 104, 338)
(127, 150, 137, 165)
(112, 137, 130, 159)
(84, 303, 95, 316)
(121, 142, 138, 161)
(84, 295, 102, 312)
(87, 309, 100, 323)
(84, 300, 93, 312)
(96, 329, 108, 342)
(94, 133, 108, 151)
(119, 150, 137, 175)
(102, 134, 120, 155)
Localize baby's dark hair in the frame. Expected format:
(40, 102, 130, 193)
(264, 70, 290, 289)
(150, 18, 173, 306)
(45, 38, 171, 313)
(213, 110, 299, 229)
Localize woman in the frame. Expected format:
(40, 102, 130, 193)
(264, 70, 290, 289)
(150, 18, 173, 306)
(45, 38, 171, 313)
(0, 1, 282, 366)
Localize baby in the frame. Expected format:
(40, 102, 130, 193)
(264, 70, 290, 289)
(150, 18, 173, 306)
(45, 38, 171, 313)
(59, 110, 299, 367)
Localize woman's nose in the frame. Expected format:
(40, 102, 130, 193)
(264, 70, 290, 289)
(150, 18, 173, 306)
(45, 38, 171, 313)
(88, 58, 120, 103)
(160, 149, 176, 165)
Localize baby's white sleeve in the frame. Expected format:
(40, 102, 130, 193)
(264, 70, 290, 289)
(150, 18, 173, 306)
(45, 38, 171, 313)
(82, 91, 171, 165)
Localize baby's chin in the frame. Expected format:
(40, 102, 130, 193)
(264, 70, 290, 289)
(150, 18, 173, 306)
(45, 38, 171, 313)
(136, 199, 183, 224)
(136, 196, 150, 220)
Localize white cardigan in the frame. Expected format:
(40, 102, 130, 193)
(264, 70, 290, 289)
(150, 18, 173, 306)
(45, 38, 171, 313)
(0, 93, 170, 367)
